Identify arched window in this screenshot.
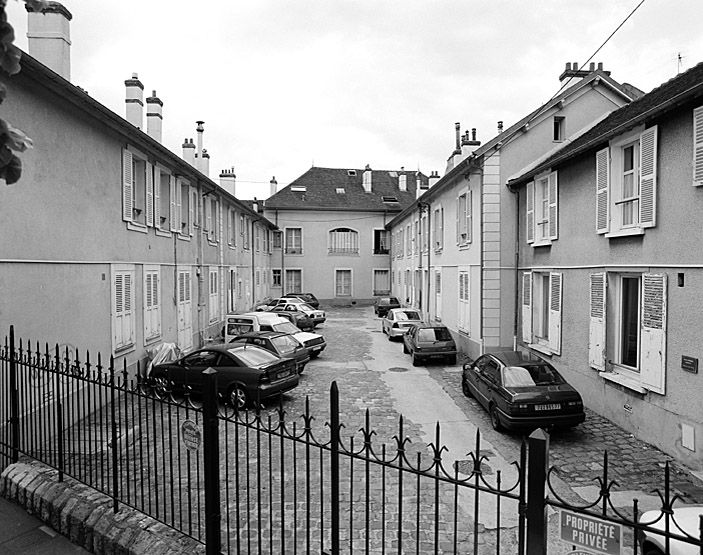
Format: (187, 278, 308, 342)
(329, 228, 359, 254)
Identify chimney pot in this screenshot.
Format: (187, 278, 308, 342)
(498, 121, 504, 133)
(565, 62, 571, 70)
(455, 122, 461, 150)
(471, 128, 476, 141)
(589, 62, 595, 71)
(597, 62, 603, 70)
(573, 62, 578, 70)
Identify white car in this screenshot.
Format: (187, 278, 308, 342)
(638, 505, 703, 555)
(274, 300, 326, 327)
(381, 308, 423, 339)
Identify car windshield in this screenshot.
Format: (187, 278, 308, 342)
(417, 328, 452, 342)
(271, 322, 301, 334)
(503, 364, 565, 387)
(271, 335, 299, 354)
(396, 310, 420, 321)
(228, 347, 278, 366)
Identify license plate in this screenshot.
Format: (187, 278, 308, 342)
(312, 346, 322, 352)
(535, 403, 560, 411)
(278, 370, 291, 379)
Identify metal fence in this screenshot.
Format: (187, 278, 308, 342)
(2, 326, 703, 554)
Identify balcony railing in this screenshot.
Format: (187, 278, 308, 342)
(285, 247, 303, 254)
(328, 247, 359, 255)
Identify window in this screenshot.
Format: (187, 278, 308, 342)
(255, 225, 261, 251)
(227, 268, 236, 313)
(373, 229, 389, 254)
(255, 270, 260, 286)
(433, 207, 444, 251)
(209, 268, 219, 323)
(420, 213, 428, 251)
(285, 269, 302, 292)
(589, 272, 667, 394)
(458, 270, 470, 333)
(553, 116, 565, 141)
(456, 192, 472, 245)
(113, 267, 135, 351)
(329, 228, 359, 254)
(243, 216, 250, 249)
(373, 269, 390, 296)
(273, 231, 282, 249)
(521, 271, 562, 355)
(228, 208, 237, 246)
(179, 179, 190, 235)
(191, 187, 199, 232)
(131, 157, 147, 225)
(143, 267, 161, 341)
(413, 220, 418, 254)
(158, 170, 171, 232)
(207, 198, 219, 242)
(121, 149, 148, 229)
(434, 270, 442, 321)
(335, 269, 352, 296)
(596, 126, 658, 236)
(285, 228, 302, 254)
(526, 172, 558, 245)
(272, 269, 282, 288)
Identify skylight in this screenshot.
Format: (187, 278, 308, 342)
(382, 196, 398, 203)
(336, 187, 345, 194)
(291, 186, 306, 192)
(347, 170, 357, 176)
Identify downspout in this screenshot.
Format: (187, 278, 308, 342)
(277, 210, 285, 292)
(197, 187, 207, 348)
(427, 207, 432, 322)
(479, 171, 485, 356)
(509, 181, 520, 350)
(251, 217, 256, 309)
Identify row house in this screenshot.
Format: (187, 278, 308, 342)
(264, 166, 427, 303)
(0, 4, 276, 372)
(389, 63, 639, 360)
(508, 61, 703, 470)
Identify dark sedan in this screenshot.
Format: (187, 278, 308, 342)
(283, 292, 320, 309)
(150, 344, 298, 409)
(269, 308, 314, 331)
(230, 331, 310, 374)
(374, 296, 401, 317)
(462, 351, 585, 432)
(402, 324, 457, 366)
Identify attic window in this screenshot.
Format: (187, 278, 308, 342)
(291, 186, 307, 192)
(389, 171, 397, 177)
(336, 187, 345, 194)
(382, 196, 399, 203)
(347, 170, 357, 176)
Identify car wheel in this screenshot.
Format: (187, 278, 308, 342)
(490, 405, 503, 432)
(387, 333, 394, 342)
(412, 353, 421, 366)
(228, 385, 248, 410)
(447, 355, 457, 365)
(309, 352, 320, 359)
(461, 378, 472, 398)
(152, 377, 169, 397)
(403, 344, 409, 354)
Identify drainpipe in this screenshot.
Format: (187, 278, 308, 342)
(509, 181, 520, 350)
(251, 217, 256, 309)
(479, 171, 485, 356)
(417, 200, 431, 320)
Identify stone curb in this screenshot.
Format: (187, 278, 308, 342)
(0, 461, 205, 555)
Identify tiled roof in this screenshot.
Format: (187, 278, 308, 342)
(265, 167, 426, 211)
(508, 61, 703, 186)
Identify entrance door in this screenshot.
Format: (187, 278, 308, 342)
(177, 269, 193, 350)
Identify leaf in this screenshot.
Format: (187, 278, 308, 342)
(0, 41, 21, 75)
(23, 0, 50, 11)
(2, 122, 33, 152)
(1, 153, 21, 184)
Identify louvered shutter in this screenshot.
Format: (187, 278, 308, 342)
(639, 126, 658, 227)
(115, 273, 124, 346)
(526, 182, 535, 244)
(548, 272, 562, 355)
(169, 175, 177, 232)
(694, 106, 703, 186)
(144, 272, 152, 338)
(122, 149, 133, 222)
(154, 170, 161, 228)
(176, 179, 183, 233)
(123, 273, 133, 344)
(588, 273, 607, 370)
(640, 273, 667, 394)
(548, 171, 558, 240)
(145, 162, 154, 227)
(596, 148, 610, 234)
(189, 187, 196, 236)
(521, 272, 532, 343)
(153, 271, 160, 335)
(466, 191, 472, 242)
(456, 196, 461, 243)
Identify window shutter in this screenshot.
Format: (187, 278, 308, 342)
(154, 171, 161, 228)
(548, 171, 558, 240)
(169, 176, 177, 232)
(115, 273, 124, 346)
(640, 273, 667, 394)
(123, 273, 133, 344)
(153, 271, 160, 335)
(596, 147, 610, 234)
(144, 272, 152, 338)
(189, 186, 196, 236)
(122, 149, 133, 222)
(694, 106, 703, 186)
(526, 182, 535, 244)
(548, 272, 562, 355)
(639, 126, 657, 228)
(466, 191, 472, 243)
(521, 272, 532, 343)
(145, 162, 154, 227)
(456, 196, 461, 243)
(588, 273, 607, 371)
(176, 179, 183, 233)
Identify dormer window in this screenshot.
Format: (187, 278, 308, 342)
(382, 196, 398, 203)
(291, 186, 306, 193)
(336, 187, 345, 194)
(347, 170, 357, 176)
(553, 116, 565, 141)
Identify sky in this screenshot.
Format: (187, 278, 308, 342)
(6, 0, 703, 199)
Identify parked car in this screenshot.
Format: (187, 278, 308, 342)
(275, 300, 326, 327)
(230, 331, 310, 374)
(402, 324, 457, 365)
(382, 308, 423, 340)
(638, 505, 703, 555)
(374, 296, 401, 317)
(283, 292, 320, 309)
(270, 308, 314, 331)
(150, 344, 298, 409)
(461, 351, 585, 432)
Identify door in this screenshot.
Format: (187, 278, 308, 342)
(177, 269, 193, 350)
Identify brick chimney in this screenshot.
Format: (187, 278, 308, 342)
(363, 164, 372, 193)
(182, 138, 195, 166)
(146, 90, 163, 142)
(201, 148, 210, 177)
(461, 128, 481, 157)
(124, 73, 144, 129)
(219, 167, 236, 196)
(398, 167, 407, 192)
(26, 1, 72, 80)
(195, 121, 205, 172)
(415, 174, 429, 200)
(269, 176, 278, 197)
(428, 171, 440, 188)
(559, 61, 610, 83)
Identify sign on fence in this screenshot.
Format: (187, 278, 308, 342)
(181, 419, 201, 451)
(560, 509, 622, 555)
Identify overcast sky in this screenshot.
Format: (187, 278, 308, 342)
(7, 0, 703, 199)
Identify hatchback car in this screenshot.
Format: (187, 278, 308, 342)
(402, 324, 457, 365)
(276, 301, 326, 327)
(374, 296, 401, 317)
(461, 351, 585, 432)
(150, 344, 299, 409)
(638, 505, 703, 554)
(283, 292, 320, 309)
(230, 331, 310, 374)
(270, 308, 314, 331)
(382, 308, 423, 340)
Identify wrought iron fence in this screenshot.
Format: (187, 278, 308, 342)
(2, 325, 703, 555)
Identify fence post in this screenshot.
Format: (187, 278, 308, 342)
(526, 428, 549, 555)
(202, 367, 221, 555)
(109, 357, 119, 513)
(9, 326, 19, 463)
(56, 344, 65, 482)
(330, 381, 340, 555)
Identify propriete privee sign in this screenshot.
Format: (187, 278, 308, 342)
(560, 509, 622, 555)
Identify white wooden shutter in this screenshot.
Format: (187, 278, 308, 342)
(169, 175, 177, 232)
(122, 149, 133, 222)
(144, 272, 152, 338)
(548, 171, 558, 240)
(123, 273, 133, 345)
(152, 271, 160, 336)
(145, 162, 154, 227)
(176, 179, 183, 233)
(640, 273, 667, 394)
(115, 273, 124, 346)
(596, 147, 610, 234)
(521, 272, 532, 343)
(639, 126, 657, 228)
(466, 191, 472, 242)
(548, 272, 562, 355)
(694, 106, 703, 186)
(456, 196, 461, 243)
(189, 186, 196, 236)
(526, 182, 535, 244)
(154, 170, 161, 228)
(588, 273, 607, 370)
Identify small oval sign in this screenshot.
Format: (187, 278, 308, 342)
(181, 419, 201, 452)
